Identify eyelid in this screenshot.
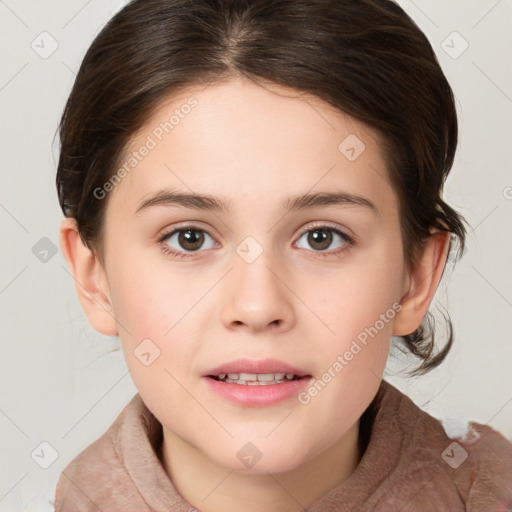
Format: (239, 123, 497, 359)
(296, 221, 355, 243)
(156, 222, 218, 243)
(157, 221, 353, 243)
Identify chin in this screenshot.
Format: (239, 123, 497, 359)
(208, 439, 311, 475)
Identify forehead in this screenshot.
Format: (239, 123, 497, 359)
(108, 76, 395, 215)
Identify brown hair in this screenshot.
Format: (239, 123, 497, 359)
(56, 0, 466, 376)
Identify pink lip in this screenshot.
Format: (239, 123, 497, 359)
(204, 358, 309, 377)
(202, 358, 312, 407)
(203, 377, 312, 407)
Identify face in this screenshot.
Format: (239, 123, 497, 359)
(100, 76, 408, 473)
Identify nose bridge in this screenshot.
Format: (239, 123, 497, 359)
(220, 234, 295, 332)
(233, 234, 281, 302)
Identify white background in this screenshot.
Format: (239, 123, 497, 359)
(1, 0, 511, 510)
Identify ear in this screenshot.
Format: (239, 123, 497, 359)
(59, 218, 118, 336)
(393, 230, 450, 336)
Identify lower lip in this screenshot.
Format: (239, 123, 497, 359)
(203, 376, 312, 407)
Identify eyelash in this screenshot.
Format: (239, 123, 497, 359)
(157, 223, 355, 261)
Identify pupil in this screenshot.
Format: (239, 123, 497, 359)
(308, 229, 332, 250)
(179, 230, 204, 251)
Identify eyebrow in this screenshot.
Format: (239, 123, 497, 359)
(135, 188, 378, 215)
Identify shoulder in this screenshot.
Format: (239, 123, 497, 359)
(382, 381, 512, 510)
(54, 394, 148, 512)
(449, 420, 512, 511)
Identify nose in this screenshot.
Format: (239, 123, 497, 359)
(220, 245, 296, 334)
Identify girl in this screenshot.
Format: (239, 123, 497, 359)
(55, 0, 512, 510)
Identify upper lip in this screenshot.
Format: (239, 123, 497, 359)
(204, 358, 310, 377)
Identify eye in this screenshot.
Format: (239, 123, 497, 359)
(159, 225, 217, 257)
(295, 225, 353, 254)
(157, 223, 354, 261)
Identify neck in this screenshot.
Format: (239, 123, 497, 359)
(159, 420, 362, 512)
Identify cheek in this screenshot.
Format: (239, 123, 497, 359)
(299, 245, 403, 400)
(297, 294, 396, 453)
(107, 258, 198, 339)
(106, 261, 199, 391)
(308, 249, 404, 344)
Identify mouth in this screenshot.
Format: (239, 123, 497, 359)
(203, 358, 312, 406)
(208, 372, 306, 385)
(204, 357, 311, 385)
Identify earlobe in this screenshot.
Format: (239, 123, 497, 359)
(393, 231, 450, 336)
(59, 218, 118, 336)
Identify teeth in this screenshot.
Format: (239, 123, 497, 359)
(239, 372, 257, 381)
(215, 372, 299, 385)
(258, 373, 278, 381)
